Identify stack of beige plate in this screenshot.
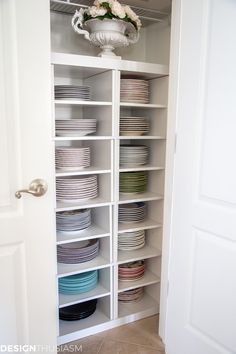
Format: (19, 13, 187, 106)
(120, 117, 149, 136)
(120, 79, 149, 104)
(55, 146, 90, 171)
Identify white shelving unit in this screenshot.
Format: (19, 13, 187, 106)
(50, 1, 170, 343)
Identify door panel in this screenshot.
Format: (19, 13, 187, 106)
(166, 0, 236, 353)
(0, 0, 57, 346)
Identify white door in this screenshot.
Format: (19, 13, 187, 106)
(0, 0, 57, 346)
(165, 0, 236, 353)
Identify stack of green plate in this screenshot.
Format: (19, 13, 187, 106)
(119, 171, 148, 194)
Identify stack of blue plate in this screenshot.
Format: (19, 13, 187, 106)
(59, 270, 98, 295)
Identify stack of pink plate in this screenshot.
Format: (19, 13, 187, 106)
(118, 260, 145, 281)
(55, 146, 90, 171)
(120, 79, 149, 104)
(118, 287, 144, 303)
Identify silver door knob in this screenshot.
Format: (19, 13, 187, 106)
(15, 179, 48, 199)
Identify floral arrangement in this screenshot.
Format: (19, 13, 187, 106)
(78, 0, 142, 31)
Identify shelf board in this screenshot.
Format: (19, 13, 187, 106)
(57, 255, 110, 277)
(118, 219, 162, 234)
(56, 197, 112, 212)
(120, 103, 166, 109)
(118, 192, 163, 204)
(54, 136, 113, 141)
(57, 225, 110, 245)
(51, 52, 169, 77)
(117, 245, 161, 264)
(59, 284, 110, 308)
(54, 100, 112, 106)
(118, 270, 160, 293)
(118, 293, 159, 318)
(56, 168, 111, 177)
(119, 166, 164, 173)
(119, 136, 166, 140)
(59, 309, 110, 337)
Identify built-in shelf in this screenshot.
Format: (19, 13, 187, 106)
(56, 168, 111, 177)
(57, 225, 110, 245)
(118, 293, 159, 318)
(57, 256, 110, 278)
(118, 136, 166, 140)
(54, 100, 112, 106)
(59, 285, 110, 308)
(59, 309, 110, 337)
(54, 136, 113, 141)
(120, 103, 167, 109)
(119, 166, 164, 173)
(118, 245, 161, 264)
(56, 198, 112, 212)
(118, 219, 162, 234)
(118, 192, 163, 204)
(118, 270, 160, 292)
(52, 48, 169, 343)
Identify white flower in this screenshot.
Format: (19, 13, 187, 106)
(124, 5, 137, 21)
(88, 6, 107, 17)
(111, 1, 126, 19)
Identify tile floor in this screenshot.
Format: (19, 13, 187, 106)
(60, 315, 165, 354)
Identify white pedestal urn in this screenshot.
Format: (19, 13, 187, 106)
(72, 15, 139, 58)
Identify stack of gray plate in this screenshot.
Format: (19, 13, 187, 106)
(56, 209, 91, 233)
(57, 239, 99, 264)
(54, 85, 91, 101)
(55, 119, 96, 137)
(120, 117, 149, 136)
(119, 202, 147, 223)
(120, 145, 149, 166)
(118, 230, 145, 251)
(56, 175, 98, 202)
(55, 146, 91, 170)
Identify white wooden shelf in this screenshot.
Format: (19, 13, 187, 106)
(59, 284, 110, 308)
(120, 102, 167, 109)
(118, 293, 159, 318)
(57, 256, 110, 277)
(51, 52, 169, 77)
(56, 168, 111, 177)
(52, 47, 169, 342)
(118, 270, 160, 292)
(54, 136, 113, 141)
(118, 219, 162, 234)
(117, 245, 161, 264)
(119, 136, 166, 140)
(56, 197, 112, 212)
(118, 192, 163, 204)
(59, 309, 110, 337)
(57, 225, 110, 245)
(119, 166, 164, 173)
(54, 100, 112, 106)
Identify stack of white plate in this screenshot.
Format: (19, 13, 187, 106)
(56, 209, 91, 233)
(120, 145, 149, 166)
(120, 79, 149, 104)
(56, 175, 98, 202)
(55, 119, 96, 137)
(55, 147, 90, 171)
(118, 230, 145, 251)
(119, 202, 147, 223)
(120, 117, 149, 136)
(54, 85, 91, 101)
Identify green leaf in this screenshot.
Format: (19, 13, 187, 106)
(100, 2, 111, 10)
